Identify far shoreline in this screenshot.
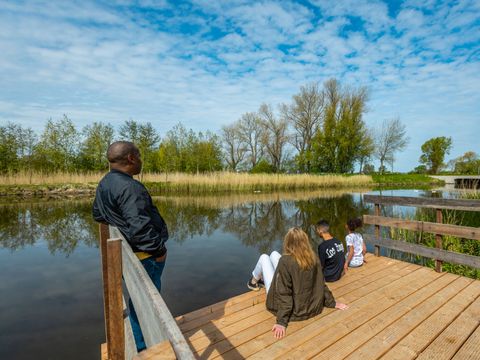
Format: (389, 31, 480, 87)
(0, 172, 444, 198)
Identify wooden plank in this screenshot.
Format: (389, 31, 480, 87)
(256, 267, 443, 360)
(452, 322, 480, 360)
(364, 234, 480, 268)
(180, 254, 382, 335)
(124, 296, 137, 360)
(187, 261, 416, 356)
(120, 237, 194, 359)
(183, 256, 393, 342)
(101, 343, 107, 360)
(381, 280, 480, 360)
(99, 223, 111, 349)
(310, 273, 461, 360)
(363, 215, 480, 241)
(218, 266, 436, 360)
(133, 340, 176, 360)
(341, 276, 473, 360)
(106, 238, 125, 360)
(416, 294, 480, 360)
(363, 195, 480, 211)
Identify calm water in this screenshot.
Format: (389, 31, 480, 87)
(0, 188, 460, 359)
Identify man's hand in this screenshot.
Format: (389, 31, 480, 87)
(272, 324, 286, 339)
(335, 302, 348, 310)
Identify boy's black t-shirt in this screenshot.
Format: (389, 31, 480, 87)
(317, 237, 345, 282)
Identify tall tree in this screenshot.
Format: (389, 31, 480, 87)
(419, 136, 452, 174)
(312, 79, 370, 173)
(258, 103, 289, 172)
(0, 122, 22, 173)
(237, 112, 264, 170)
(35, 115, 79, 172)
(281, 82, 324, 172)
(119, 120, 160, 172)
(221, 121, 246, 171)
(79, 122, 114, 171)
(374, 118, 409, 174)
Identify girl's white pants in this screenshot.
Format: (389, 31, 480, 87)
(252, 251, 282, 293)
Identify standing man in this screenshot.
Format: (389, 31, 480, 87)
(93, 141, 168, 352)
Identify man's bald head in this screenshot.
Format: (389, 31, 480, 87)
(107, 141, 139, 165)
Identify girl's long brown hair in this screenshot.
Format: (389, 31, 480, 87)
(283, 227, 318, 270)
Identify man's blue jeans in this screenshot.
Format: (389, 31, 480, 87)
(129, 256, 166, 352)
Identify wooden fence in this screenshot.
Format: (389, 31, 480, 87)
(363, 195, 480, 272)
(99, 224, 194, 360)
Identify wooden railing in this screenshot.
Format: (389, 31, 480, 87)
(99, 224, 194, 360)
(363, 195, 480, 272)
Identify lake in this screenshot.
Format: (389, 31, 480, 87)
(0, 188, 461, 359)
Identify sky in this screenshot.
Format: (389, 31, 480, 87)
(0, 0, 479, 172)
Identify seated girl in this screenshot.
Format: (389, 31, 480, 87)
(344, 218, 367, 272)
(247, 227, 348, 339)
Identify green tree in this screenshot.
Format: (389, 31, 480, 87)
(419, 136, 452, 174)
(311, 79, 370, 173)
(119, 120, 160, 172)
(451, 151, 480, 175)
(79, 122, 114, 171)
(35, 116, 79, 172)
(0, 122, 23, 173)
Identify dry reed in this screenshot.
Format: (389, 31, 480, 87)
(0, 170, 373, 193)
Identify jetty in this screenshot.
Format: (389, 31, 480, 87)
(99, 195, 480, 359)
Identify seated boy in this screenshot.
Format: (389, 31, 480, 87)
(315, 219, 345, 282)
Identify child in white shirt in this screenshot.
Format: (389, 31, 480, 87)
(344, 218, 367, 271)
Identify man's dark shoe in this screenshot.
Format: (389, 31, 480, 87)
(247, 278, 260, 291)
(257, 279, 265, 288)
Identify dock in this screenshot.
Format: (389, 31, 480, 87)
(164, 253, 480, 359)
(100, 194, 480, 359)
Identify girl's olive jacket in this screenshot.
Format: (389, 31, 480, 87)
(266, 254, 336, 327)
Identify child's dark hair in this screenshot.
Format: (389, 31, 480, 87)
(315, 219, 330, 232)
(347, 218, 363, 232)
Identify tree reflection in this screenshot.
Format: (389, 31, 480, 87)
(0, 191, 371, 256)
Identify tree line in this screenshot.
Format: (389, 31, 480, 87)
(2, 78, 474, 176)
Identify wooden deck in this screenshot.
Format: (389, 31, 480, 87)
(146, 253, 480, 360)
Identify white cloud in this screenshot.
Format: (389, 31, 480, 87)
(0, 0, 478, 171)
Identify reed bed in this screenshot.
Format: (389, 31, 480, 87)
(0, 171, 373, 194)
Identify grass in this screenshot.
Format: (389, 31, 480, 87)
(0, 171, 374, 195)
(371, 173, 444, 186)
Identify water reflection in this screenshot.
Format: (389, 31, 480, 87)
(0, 200, 98, 255)
(0, 189, 372, 255)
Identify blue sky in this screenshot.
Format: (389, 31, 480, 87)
(0, 0, 479, 171)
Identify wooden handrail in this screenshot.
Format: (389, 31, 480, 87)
(363, 195, 480, 273)
(364, 195, 480, 211)
(364, 234, 480, 269)
(100, 225, 194, 360)
(363, 215, 480, 240)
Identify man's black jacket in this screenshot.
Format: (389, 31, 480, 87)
(92, 169, 168, 257)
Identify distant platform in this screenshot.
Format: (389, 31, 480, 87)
(145, 253, 480, 359)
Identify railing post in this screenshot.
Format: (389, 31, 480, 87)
(435, 209, 443, 272)
(99, 224, 111, 350)
(106, 238, 125, 360)
(374, 203, 380, 256)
